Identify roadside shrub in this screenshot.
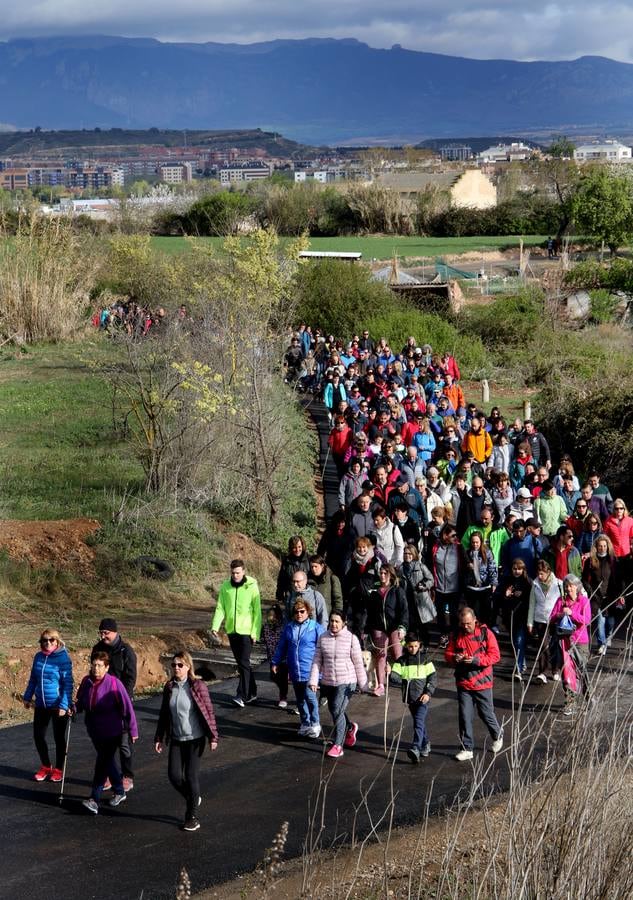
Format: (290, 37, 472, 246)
(589, 289, 620, 323)
(565, 257, 633, 292)
(459, 289, 546, 351)
(537, 372, 633, 498)
(181, 191, 258, 236)
(294, 259, 395, 336)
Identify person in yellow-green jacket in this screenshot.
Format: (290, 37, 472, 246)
(211, 559, 262, 708)
(389, 631, 437, 763)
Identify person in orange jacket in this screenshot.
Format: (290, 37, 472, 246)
(442, 374, 466, 418)
(461, 416, 492, 465)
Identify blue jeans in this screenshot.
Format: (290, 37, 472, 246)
(409, 701, 430, 751)
(596, 610, 614, 647)
(293, 681, 319, 727)
(321, 683, 355, 747)
(512, 624, 527, 671)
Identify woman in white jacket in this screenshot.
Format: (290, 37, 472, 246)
(371, 508, 404, 566)
(527, 559, 563, 683)
(490, 434, 514, 475)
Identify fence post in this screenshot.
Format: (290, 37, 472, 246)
(481, 379, 490, 404)
(523, 399, 531, 420)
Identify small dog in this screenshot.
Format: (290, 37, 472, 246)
(362, 650, 378, 692)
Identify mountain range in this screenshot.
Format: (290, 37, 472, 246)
(2, 35, 633, 144)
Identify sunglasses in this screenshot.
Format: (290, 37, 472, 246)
(171, 662, 186, 669)
(40, 638, 56, 644)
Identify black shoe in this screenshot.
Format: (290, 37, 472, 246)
(407, 748, 420, 764)
(244, 695, 258, 704)
(182, 817, 201, 832)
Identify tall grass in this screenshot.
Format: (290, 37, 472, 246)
(0, 215, 101, 342)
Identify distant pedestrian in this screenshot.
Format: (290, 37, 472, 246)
(154, 651, 219, 832)
(23, 628, 73, 783)
(92, 617, 137, 792)
(75, 650, 138, 815)
(445, 607, 503, 761)
(309, 612, 368, 759)
(211, 559, 262, 707)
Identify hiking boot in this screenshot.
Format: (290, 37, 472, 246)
(454, 749, 474, 762)
(182, 817, 201, 832)
(109, 793, 127, 807)
(82, 798, 99, 814)
(344, 722, 359, 748)
(407, 748, 420, 764)
(34, 766, 52, 782)
(122, 777, 134, 792)
(326, 744, 344, 759)
(420, 742, 431, 758)
(49, 768, 63, 783)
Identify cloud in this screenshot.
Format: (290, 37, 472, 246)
(1, 1, 633, 64)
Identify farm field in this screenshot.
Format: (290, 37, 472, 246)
(151, 234, 549, 260)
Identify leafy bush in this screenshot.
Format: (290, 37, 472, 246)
(427, 197, 561, 237)
(459, 289, 545, 351)
(294, 259, 395, 336)
(589, 289, 620, 323)
(565, 257, 633, 292)
(181, 191, 258, 236)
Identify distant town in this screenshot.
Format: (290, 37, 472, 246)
(0, 129, 631, 219)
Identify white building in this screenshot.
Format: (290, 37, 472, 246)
(477, 142, 532, 163)
(159, 162, 193, 184)
(574, 140, 632, 162)
(219, 161, 272, 183)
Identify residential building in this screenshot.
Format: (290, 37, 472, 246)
(0, 168, 32, 190)
(574, 140, 632, 162)
(159, 162, 193, 184)
(219, 161, 272, 183)
(477, 142, 532, 163)
(440, 145, 473, 161)
(375, 169, 497, 210)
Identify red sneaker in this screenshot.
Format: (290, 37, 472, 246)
(34, 766, 52, 782)
(49, 768, 63, 783)
(344, 722, 359, 748)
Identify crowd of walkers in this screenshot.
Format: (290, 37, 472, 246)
(22, 323, 633, 828)
(92, 299, 191, 339)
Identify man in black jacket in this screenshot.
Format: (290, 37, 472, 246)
(93, 617, 138, 791)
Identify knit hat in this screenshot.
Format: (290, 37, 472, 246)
(99, 617, 118, 632)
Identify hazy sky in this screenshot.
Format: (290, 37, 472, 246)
(2, 2, 633, 63)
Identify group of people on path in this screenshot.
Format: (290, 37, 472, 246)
(22, 322, 633, 827)
(24, 618, 218, 832)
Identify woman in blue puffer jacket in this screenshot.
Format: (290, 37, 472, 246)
(23, 628, 74, 783)
(271, 598, 325, 740)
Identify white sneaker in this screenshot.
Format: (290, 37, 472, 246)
(454, 749, 474, 762)
(491, 735, 503, 753)
(552, 672, 561, 682)
(308, 724, 322, 739)
(514, 672, 523, 681)
(537, 673, 548, 684)
(277, 700, 288, 708)
(597, 645, 607, 656)
(82, 798, 99, 815)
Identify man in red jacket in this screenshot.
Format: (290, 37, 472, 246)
(445, 607, 503, 761)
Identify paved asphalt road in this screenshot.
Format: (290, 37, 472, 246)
(2, 650, 570, 900)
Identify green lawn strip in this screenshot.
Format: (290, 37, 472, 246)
(151, 234, 549, 260)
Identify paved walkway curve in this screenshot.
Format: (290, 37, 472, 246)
(1, 395, 626, 899)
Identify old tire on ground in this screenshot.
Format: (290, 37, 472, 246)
(133, 555, 175, 581)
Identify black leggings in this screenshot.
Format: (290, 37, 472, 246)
(168, 737, 206, 818)
(33, 707, 68, 769)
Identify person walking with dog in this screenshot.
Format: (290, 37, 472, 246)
(23, 628, 73, 783)
(154, 651, 219, 832)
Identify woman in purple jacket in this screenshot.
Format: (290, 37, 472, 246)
(75, 650, 138, 815)
(155, 651, 219, 832)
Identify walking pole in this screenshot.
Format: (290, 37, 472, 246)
(58, 713, 73, 806)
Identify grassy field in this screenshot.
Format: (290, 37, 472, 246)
(0, 341, 141, 520)
(151, 234, 549, 261)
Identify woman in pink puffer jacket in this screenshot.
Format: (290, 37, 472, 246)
(309, 612, 368, 759)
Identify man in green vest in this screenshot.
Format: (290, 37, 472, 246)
(212, 559, 262, 708)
